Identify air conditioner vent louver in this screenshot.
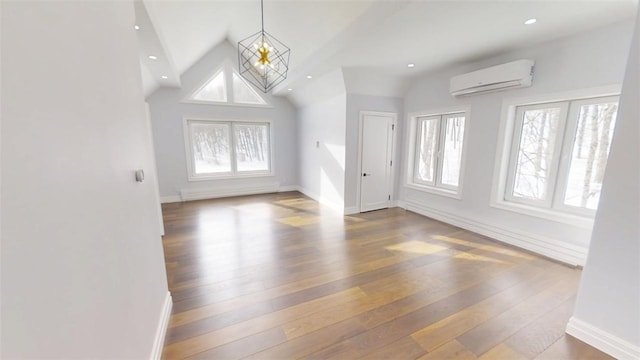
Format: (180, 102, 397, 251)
(450, 59, 535, 97)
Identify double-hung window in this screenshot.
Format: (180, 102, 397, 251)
(409, 111, 467, 196)
(502, 95, 619, 216)
(184, 119, 272, 180)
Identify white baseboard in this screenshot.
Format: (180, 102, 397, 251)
(296, 186, 344, 215)
(395, 200, 407, 209)
(278, 185, 300, 192)
(404, 200, 588, 266)
(180, 183, 280, 201)
(150, 292, 172, 360)
(160, 195, 181, 204)
(344, 206, 359, 215)
(566, 317, 640, 359)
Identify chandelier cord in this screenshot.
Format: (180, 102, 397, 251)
(261, 0, 264, 34)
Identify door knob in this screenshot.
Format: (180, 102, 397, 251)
(363, 173, 369, 177)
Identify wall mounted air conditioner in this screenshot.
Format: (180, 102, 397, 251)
(450, 59, 535, 96)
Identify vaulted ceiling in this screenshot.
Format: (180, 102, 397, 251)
(136, 0, 638, 100)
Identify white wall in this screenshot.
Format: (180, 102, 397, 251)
(401, 20, 634, 265)
(343, 68, 409, 98)
(568, 10, 639, 359)
(1, 2, 169, 358)
(147, 41, 298, 202)
(344, 94, 404, 212)
(297, 94, 347, 212)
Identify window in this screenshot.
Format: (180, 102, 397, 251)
(409, 111, 467, 196)
(503, 95, 618, 215)
(185, 63, 267, 106)
(184, 119, 272, 180)
(191, 69, 227, 103)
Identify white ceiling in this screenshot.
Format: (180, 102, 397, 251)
(136, 0, 638, 99)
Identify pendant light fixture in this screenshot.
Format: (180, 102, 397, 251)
(238, 0, 290, 93)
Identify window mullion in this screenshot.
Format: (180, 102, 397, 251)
(225, 63, 234, 104)
(552, 101, 579, 210)
(545, 102, 570, 209)
(505, 107, 526, 203)
(413, 119, 424, 184)
(435, 116, 445, 187)
(229, 122, 238, 175)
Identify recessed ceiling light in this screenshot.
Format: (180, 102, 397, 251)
(525, 18, 537, 25)
(407, 63, 415, 68)
(306, 75, 312, 79)
(161, 75, 168, 79)
(134, 25, 140, 30)
(148, 55, 158, 60)
(287, 88, 293, 91)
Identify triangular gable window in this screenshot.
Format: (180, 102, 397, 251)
(191, 69, 227, 102)
(232, 72, 266, 105)
(186, 63, 267, 106)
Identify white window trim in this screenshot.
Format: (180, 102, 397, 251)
(405, 105, 470, 199)
(183, 117, 275, 182)
(504, 101, 569, 208)
(180, 62, 273, 108)
(490, 85, 621, 229)
(553, 95, 620, 217)
(412, 115, 440, 187)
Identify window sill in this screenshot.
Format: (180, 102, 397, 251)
(405, 184, 462, 200)
(490, 199, 594, 229)
(188, 173, 274, 182)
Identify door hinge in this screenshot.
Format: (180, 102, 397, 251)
(388, 195, 391, 200)
(390, 160, 393, 166)
(392, 124, 395, 130)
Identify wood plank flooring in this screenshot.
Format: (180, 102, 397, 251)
(160, 192, 612, 360)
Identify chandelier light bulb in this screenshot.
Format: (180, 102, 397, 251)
(257, 46, 271, 66)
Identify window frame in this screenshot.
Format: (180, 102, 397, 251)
(183, 117, 274, 181)
(181, 62, 271, 108)
(553, 95, 620, 216)
(491, 86, 621, 228)
(406, 107, 469, 199)
(412, 115, 441, 187)
(504, 101, 569, 208)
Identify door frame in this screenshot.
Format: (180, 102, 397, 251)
(356, 110, 398, 213)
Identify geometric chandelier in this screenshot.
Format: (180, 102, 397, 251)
(238, 0, 290, 93)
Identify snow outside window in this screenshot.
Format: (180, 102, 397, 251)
(185, 120, 272, 180)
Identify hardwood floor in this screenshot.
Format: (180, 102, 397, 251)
(160, 192, 611, 360)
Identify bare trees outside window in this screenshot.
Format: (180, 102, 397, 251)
(506, 96, 618, 214)
(511, 106, 562, 201)
(563, 101, 618, 210)
(413, 112, 467, 193)
(186, 120, 271, 179)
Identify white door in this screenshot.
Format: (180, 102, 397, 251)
(359, 112, 396, 212)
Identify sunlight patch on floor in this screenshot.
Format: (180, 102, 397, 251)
(385, 240, 448, 255)
(478, 244, 536, 260)
(434, 235, 532, 262)
(453, 252, 508, 264)
(278, 216, 321, 227)
(433, 235, 477, 247)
